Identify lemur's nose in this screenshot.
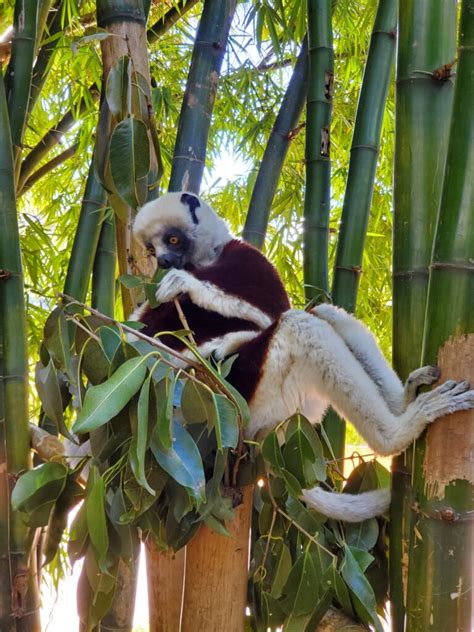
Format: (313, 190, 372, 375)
(157, 253, 182, 269)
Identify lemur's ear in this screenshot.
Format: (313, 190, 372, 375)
(180, 193, 201, 225)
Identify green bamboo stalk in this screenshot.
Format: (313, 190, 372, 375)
(92, 213, 117, 317)
(390, 2, 456, 628)
(242, 39, 308, 249)
(0, 329, 12, 631)
(63, 162, 107, 302)
(147, 0, 200, 44)
(332, 0, 397, 313)
(29, 0, 68, 114)
(405, 2, 474, 627)
(18, 90, 99, 192)
(303, 0, 333, 304)
(0, 71, 40, 632)
(168, 0, 237, 193)
(4, 0, 38, 170)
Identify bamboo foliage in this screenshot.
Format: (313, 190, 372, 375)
(243, 39, 308, 249)
(0, 72, 40, 631)
(303, 0, 333, 304)
(168, 0, 237, 193)
(405, 1, 474, 627)
(390, 1, 456, 627)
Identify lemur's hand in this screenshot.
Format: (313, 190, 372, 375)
(155, 269, 193, 303)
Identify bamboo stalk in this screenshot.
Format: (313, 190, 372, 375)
(0, 329, 12, 631)
(332, 0, 397, 313)
(405, 2, 474, 627)
(390, 1, 456, 627)
(19, 142, 79, 195)
(303, 0, 333, 305)
(0, 71, 40, 631)
(147, 0, 200, 44)
(29, 0, 67, 114)
(243, 39, 308, 249)
(168, 0, 237, 193)
(181, 486, 253, 632)
(4, 0, 38, 170)
(63, 161, 107, 303)
(145, 543, 186, 632)
(18, 91, 99, 191)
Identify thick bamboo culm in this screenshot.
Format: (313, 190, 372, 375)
(390, 1, 456, 627)
(181, 486, 253, 632)
(405, 1, 474, 627)
(303, 0, 333, 305)
(243, 39, 308, 249)
(0, 71, 41, 631)
(168, 0, 237, 193)
(146, 545, 186, 631)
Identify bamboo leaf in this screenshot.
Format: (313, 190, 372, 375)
(72, 357, 147, 433)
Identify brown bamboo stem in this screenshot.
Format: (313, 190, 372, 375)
(181, 486, 253, 632)
(145, 542, 186, 631)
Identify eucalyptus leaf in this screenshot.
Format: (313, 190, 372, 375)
(280, 547, 319, 616)
(129, 376, 155, 495)
(72, 357, 147, 433)
(151, 420, 206, 504)
(85, 466, 109, 570)
(109, 117, 150, 208)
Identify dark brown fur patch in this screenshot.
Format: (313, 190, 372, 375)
(139, 239, 290, 402)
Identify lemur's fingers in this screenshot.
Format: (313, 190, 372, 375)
(406, 365, 441, 388)
(155, 269, 189, 303)
(417, 380, 474, 422)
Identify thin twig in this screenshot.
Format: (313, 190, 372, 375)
(174, 297, 196, 345)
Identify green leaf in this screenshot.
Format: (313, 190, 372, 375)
(99, 326, 122, 363)
(12, 462, 68, 527)
(341, 544, 383, 632)
(345, 518, 379, 551)
(43, 307, 73, 379)
(262, 431, 285, 475)
(35, 360, 74, 441)
(286, 414, 326, 482)
(261, 591, 286, 627)
(151, 420, 206, 504)
(129, 376, 155, 495)
(85, 466, 109, 570)
(181, 379, 214, 424)
(72, 357, 147, 433)
(106, 55, 129, 120)
(109, 117, 150, 208)
(280, 547, 319, 616)
(154, 374, 175, 450)
(212, 393, 239, 450)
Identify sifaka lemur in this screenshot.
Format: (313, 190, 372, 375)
(131, 191, 474, 522)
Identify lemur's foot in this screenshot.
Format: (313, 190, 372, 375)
(416, 380, 474, 422)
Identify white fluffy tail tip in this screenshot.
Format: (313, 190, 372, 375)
(301, 487, 391, 522)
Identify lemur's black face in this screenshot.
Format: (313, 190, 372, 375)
(145, 227, 193, 269)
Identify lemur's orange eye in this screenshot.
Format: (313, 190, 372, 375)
(168, 236, 179, 245)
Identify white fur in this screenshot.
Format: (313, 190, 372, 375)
(134, 192, 232, 267)
(248, 310, 474, 456)
(312, 304, 441, 414)
(302, 487, 391, 523)
(155, 269, 272, 329)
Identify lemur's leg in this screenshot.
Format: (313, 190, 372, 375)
(312, 304, 440, 414)
(249, 311, 474, 456)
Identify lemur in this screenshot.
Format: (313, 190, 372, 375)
(132, 191, 474, 522)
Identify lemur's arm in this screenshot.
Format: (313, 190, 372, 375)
(156, 240, 290, 329)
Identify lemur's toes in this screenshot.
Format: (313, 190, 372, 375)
(407, 365, 441, 386)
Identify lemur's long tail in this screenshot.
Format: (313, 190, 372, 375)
(301, 487, 390, 522)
